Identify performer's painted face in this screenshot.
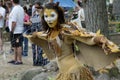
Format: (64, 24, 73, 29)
(44, 9, 58, 28)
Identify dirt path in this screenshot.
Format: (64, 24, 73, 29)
(0, 42, 39, 80)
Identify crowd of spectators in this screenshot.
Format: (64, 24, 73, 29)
(0, 0, 85, 66)
(0, 0, 50, 66)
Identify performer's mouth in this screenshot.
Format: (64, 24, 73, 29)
(49, 23, 53, 25)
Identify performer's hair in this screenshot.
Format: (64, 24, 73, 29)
(13, 0, 19, 4)
(42, 2, 65, 31)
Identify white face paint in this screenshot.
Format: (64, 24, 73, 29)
(44, 9, 58, 28)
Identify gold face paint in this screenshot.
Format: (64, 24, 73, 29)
(44, 9, 58, 28)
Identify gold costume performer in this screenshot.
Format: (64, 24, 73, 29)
(24, 2, 120, 80)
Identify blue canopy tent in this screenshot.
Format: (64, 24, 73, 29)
(53, 0, 76, 21)
(53, 0, 76, 8)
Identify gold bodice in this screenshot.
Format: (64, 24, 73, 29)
(47, 30, 80, 72)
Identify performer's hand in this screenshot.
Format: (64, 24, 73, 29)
(32, 32, 38, 38)
(94, 36, 107, 44)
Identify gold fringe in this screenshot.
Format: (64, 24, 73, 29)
(56, 66, 94, 80)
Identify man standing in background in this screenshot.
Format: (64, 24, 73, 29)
(8, 0, 24, 65)
(0, 0, 5, 54)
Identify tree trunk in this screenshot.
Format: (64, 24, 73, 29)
(82, 0, 109, 36)
(112, 0, 120, 21)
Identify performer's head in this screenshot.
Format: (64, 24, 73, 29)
(42, 2, 65, 31)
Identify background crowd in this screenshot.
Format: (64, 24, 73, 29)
(0, 0, 85, 66)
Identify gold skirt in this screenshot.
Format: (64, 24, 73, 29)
(56, 66, 94, 80)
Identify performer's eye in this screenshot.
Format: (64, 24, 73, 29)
(51, 14, 55, 17)
(44, 15, 48, 18)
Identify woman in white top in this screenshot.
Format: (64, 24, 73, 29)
(71, 1, 85, 29)
(77, 1, 86, 28)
